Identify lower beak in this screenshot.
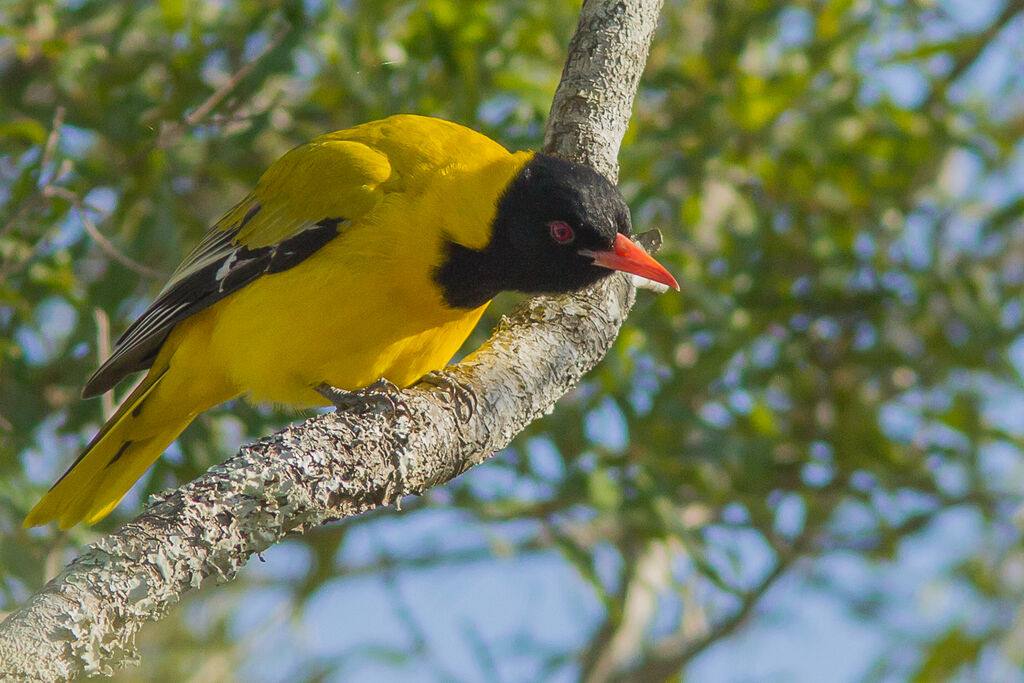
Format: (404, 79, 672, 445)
(580, 233, 679, 291)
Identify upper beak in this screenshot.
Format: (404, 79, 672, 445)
(580, 233, 679, 291)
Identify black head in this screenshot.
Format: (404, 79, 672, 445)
(436, 154, 677, 309)
(496, 155, 633, 289)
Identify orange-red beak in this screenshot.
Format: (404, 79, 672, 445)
(580, 233, 679, 291)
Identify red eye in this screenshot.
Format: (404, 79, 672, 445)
(549, 221, 574, 244)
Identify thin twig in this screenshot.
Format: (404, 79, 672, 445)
(186, 23, 292, 126)
(76, 204, 165, 280)
(923, 0, 1024, 108)
(40, 185, 165, 279)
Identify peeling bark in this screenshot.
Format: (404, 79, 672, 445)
(0, 0, 665, 678)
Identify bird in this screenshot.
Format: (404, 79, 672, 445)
(24, 114, 678, 529)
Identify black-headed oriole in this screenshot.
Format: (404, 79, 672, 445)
(25, 115, 678, 529)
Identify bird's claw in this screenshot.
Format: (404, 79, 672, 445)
(417, 370, 476, 420)
(315, 379, 410, 509)
(315, 382, 359, 410)
(316, 378, 409, 420)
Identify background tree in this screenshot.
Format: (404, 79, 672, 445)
(2, 0, 1024, 680)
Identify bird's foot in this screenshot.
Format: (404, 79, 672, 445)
(316, 378, 409, 419)
(417, 370, 477, 420)
(316, 379, 411, 509)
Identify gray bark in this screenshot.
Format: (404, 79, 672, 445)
(0, 0, 664, 678)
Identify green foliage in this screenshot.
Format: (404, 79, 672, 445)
(3, 0, 1024, 680)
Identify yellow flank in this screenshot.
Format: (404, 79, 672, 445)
(25, 115, 533, 529)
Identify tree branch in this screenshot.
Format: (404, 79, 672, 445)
(0, 0, 664, 678)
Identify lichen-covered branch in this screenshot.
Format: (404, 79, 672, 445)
(544, 0, 661, 180)
(0, 0, 664, 678)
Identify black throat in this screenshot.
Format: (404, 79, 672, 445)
(434, 240, 506, 309)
